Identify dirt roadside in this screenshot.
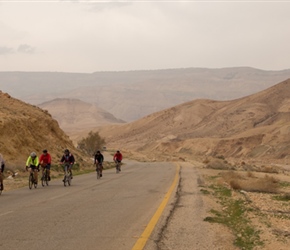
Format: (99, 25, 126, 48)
(144, 161, 290, 250)
(144, 162, 238, 250)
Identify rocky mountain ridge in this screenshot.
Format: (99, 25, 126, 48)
(96, 79, 290, 163)
(2, 67, 290, 121)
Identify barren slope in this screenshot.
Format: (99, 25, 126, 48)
(0, 91, 88, 167)
(97, 79, 290, 162)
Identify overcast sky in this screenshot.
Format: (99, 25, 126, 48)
(0, 0, 290, 73)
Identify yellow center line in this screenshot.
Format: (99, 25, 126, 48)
(132, 164, 180, 250)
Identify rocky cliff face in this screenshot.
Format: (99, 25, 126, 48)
(0, 91, 88, 168)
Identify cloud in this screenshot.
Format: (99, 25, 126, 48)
(0, 46, 14, 55)
(87, 2, 132, 12)
(17, 44, 35, 54)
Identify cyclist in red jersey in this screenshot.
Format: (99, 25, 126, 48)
(113, 150, 123, 171)
(39, 149, 52, 181)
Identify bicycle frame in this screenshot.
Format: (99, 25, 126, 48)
(0, 172, 3, 195)
(63, 163, 72, 186)
(96, 163, 102, 179)
(29, 169, 37, 189)
(116, 161, 121, 173)
(41, 167, 49, 187)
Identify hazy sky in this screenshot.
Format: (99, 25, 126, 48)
(0, 0, 290, 73)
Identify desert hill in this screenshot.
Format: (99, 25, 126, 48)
(38, 98, 125, 137)
(96, 79, 290, 163)
(1, 67, 290, 121)
(0, 91, 88, 167)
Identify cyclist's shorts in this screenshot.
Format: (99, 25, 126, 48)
(43, 164, 51, 170)
(30, 165, 39, 171)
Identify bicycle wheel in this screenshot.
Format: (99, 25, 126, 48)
(116, 163, 120, 173)
(67, 173, 71, 186)
(41, 173, 45, 187)
(45, 170, 49, 186)
(97, 168, 100, 179)
(0, 178, 2, 195)
(63, 174, 67, 186)
(29, 174, 33, 189)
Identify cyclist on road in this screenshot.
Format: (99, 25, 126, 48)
(0, 153, 5, 190)
(39, 149, 52, 181)
(113, 150, 123, 171)
(26, 152, 40, 184)
(94, 150, 104, 177)
(60, 149, 75, 181)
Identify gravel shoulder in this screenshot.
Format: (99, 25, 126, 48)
(145, 162, 238, 250)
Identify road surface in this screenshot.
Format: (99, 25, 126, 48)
(0, 161, 177, 250)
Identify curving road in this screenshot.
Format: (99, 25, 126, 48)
(0, 161, 177, 250)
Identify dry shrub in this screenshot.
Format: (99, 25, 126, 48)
(243, 176, 279, 193)
(203, 159, 210, 164)
(230, 180, 242, 190)
(259, 165, 279, 174)
(206, 159, 230, 170)
(221, 171, 243, 190)
(222, 172, 280, 193)
(241, 164, 258, 172)
(246, 171, 255, 178)
(221, 171, 242, 181)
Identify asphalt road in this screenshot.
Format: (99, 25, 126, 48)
(0, 161, 177, 250)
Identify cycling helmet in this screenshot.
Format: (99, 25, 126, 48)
(30, 152, 36, 158)
(117, 150, 120, 153)
(43, 149, 48, 153)
(96, 150, 100, 154)
(64, 149, 70, 154)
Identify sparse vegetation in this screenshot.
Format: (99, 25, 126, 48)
(205, 159, 233, 170)
(77, 131, 106, 156)
(273, 193, 290, 202)
(204, 184, 263, 249)
(220, 171, 280, 193)
(201, 162, 290, 250)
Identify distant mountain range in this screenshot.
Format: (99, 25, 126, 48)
(97, 78, 290, 163)
(1, 73, 290, 165)
(1, 67, 290, 122)
(38, 98, 125, 141)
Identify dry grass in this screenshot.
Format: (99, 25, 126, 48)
(206, 159, 233, 170)
(221, 171, 280, 193)
(258, 165, 279, 174)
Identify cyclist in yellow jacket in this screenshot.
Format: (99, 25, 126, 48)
(26, 152, 40, 184)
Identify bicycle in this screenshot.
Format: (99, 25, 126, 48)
(28, 170, 38, 189)
(96, 163, 102, 179)
(115, 161, 121, 173)
(0, 172, 3, 195)
(41, 166, 49, 187)
(62, 163, 72, 187)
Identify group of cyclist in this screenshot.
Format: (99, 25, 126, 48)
(93, 150, 123, 177)
(0, 149, 122, 191)
(26, 148, 75, 185)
